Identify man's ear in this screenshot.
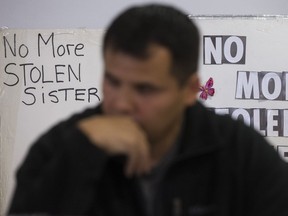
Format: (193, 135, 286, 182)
(184, 73, 200, 106)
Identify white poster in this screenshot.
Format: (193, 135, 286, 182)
(194, 16, 288, 159)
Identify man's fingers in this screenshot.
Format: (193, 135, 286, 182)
(78, 115, 153, 177)
(125, 147, 138, 177)
(125, 139, 151, 177)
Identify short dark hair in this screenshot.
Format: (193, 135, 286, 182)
(103, 4, 200, 85)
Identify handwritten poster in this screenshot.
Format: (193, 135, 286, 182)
(0, 29, 104, 213)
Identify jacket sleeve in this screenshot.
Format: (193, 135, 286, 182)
(232, 122, 288, 216)
(8, 120, 109, 215)
(212, 109, 288, 216)
(247, 131, 288, 216)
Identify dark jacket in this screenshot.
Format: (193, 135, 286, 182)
(8, 102, 288, 216)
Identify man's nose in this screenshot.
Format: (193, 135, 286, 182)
(114, 88, 135, 115)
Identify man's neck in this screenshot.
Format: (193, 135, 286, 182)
(149, 117, 183, 167)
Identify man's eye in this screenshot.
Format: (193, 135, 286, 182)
(137, 86, 158, 95)
(105, 75, 120, 87)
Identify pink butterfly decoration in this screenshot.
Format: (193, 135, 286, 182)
(199, 77, 215, 100)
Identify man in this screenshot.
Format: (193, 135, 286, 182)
(8, 4, 288, 216)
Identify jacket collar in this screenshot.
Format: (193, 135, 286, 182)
(176, 102, 224, 160)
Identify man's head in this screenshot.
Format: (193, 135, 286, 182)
(102, 4, 200, 147)
(103, 4, 200, 85)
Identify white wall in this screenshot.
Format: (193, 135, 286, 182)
(1, 0, 288, 29)
(1, 0, 288, 215)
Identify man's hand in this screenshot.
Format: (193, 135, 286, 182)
(77, 116, 152, 177)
